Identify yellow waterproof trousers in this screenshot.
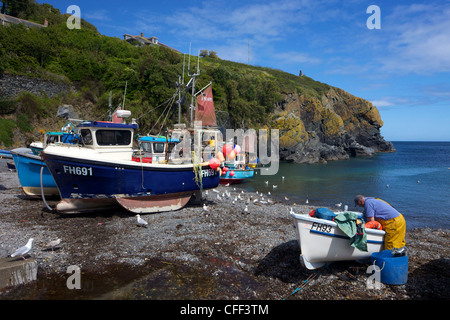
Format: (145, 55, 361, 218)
(376, 214, 406, 250)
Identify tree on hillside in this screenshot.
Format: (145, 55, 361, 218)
(0, 0, 34, 17)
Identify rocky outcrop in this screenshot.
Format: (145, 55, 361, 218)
(272, 88, 395, 164)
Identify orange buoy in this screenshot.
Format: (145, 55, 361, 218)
(365, 221, 383, 230)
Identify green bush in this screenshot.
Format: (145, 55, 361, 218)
(0, 119, 16, 147)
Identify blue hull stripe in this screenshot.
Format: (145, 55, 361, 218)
(310, 229, 384, 244)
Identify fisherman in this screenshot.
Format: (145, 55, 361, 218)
(354, 195, 406, 251)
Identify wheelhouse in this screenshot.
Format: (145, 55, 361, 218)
(76, 121, 137, 149)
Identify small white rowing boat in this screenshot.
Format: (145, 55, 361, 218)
(290, 211, 385, 269)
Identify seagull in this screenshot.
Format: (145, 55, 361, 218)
(305, 199, 309, 204)
(205, 190, 209, 195)
(243, 205, 249, 214)
(44, 239, 61, 252)
(212, 189, 219, 193)
(282, 176, 285, 181)
(203, 203, 209, 214)
(284, 196, 289, 201)
(386, 184, 390, 188)
(268, 192, 271, 196)
(217, 194, 222, 201)
(335, 203, 342, 208)
(225, 183, 230, 187)
(265, 181, 269, 185)
(11, 238, 34, 260)
(289, 207, 295, 215)
(136, 214, 148, 227)
(272, 185, 278, 189)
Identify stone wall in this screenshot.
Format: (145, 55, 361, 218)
(0, 74, 73, 98)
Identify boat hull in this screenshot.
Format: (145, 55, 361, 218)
(290, 212, 385, 269)
(220, 168, 254, 184)
(11, 148, 59, 198)
(42, 152, 220, 213)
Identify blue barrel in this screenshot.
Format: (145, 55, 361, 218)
(371, 250, 408, 285)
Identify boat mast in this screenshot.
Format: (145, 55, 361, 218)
(187, 43, 200, 128)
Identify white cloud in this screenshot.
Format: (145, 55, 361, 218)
(131, 0, 323, 62)
(84, 9, 111, 22)
(273, 51, 321, 65)
(380, 3, 450, 74)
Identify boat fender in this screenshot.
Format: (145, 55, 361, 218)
(365, 221, 383, 230)
(309, 209, 315, 217)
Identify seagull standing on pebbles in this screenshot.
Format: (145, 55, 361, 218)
(11, 238, 34, 260)
(203, 203, 209, 213)
(45, 239, 61, 252)
(136, 214, 148, 227)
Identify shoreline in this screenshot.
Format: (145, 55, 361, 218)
(0, 159, 449, 300)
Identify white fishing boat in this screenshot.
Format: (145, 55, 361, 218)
(290, 211, 385, 269)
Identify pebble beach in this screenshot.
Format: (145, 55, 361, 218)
(0, 158, 448, 301)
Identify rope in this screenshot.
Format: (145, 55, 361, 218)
(137, 90, 179, 121)
(40, 166, 53, 212)
(284, 272, 320, 299)
(192, 151, 203, 192)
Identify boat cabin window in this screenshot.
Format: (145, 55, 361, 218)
(153, 143, 165, 153)
(96, 130, 132, 146)
(141, 142, 154, 153)
(45, 135, 61, 144)
(80, 129, 93, 145)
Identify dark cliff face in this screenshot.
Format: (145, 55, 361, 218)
(272, 88, 395, 164)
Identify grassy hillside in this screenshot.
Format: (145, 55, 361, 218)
(0, 1, 333, 148)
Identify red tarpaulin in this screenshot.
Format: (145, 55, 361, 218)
(195, 86, 217, 127)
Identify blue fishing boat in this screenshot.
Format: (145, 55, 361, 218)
(42, 120, 220, 214)
(30, 124, 78, 155)
(10, 148, 59, 198)
(133, 135, 180, 164)
(220, 153, 255, 184)
(9, 125, 79, 198)
(0, 149, 13, 159)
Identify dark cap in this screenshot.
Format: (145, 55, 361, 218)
(354, 195, 364, 207)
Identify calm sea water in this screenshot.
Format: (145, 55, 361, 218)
(244, 142, 450, 230)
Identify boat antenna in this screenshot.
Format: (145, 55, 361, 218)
(122, 80, 128, 109)
(187, 42, 191, 76)
(182, 54, 186, 85)
(196, 50, 200, 74)
(107, 90, 112, 121)
(177, 75, 182, 124)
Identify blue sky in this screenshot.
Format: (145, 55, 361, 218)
(38, 0, 450, 141)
